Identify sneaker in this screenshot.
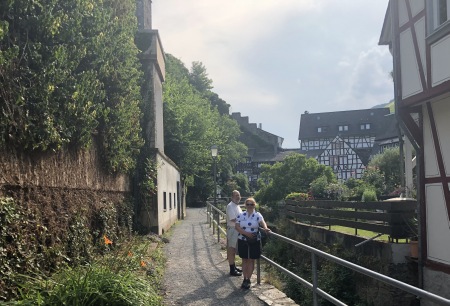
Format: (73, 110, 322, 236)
(235, 266, 242, 273)
(230, 269, 242, 276)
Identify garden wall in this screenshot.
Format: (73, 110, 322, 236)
(285, 220, 419, 306)
(0, 141, 133, 300)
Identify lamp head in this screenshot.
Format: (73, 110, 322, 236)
(211, 145, 218, 158)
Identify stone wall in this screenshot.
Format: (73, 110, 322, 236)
(285, 220, 419, 306)
(0, 141, 130, 193)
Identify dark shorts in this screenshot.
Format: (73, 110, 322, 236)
(237, 239, 261, 259)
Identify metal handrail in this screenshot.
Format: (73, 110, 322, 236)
(205, 201, 450, 306)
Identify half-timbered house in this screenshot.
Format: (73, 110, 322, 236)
(379, 0, 450, 301)
(298, 108, 399, 181)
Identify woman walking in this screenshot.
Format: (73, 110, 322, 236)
(235, 197, 271, 289)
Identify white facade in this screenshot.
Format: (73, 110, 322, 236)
(380, 0, 450, 301)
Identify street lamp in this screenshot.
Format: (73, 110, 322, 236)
(211, 145, 218, 207)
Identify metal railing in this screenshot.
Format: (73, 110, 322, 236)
(206, 201, 450, 306)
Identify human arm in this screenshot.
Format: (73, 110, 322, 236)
(259, 218, 271, 234)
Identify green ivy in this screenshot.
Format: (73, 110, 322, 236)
(0, 0, 144, 173)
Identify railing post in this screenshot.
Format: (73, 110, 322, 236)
(312, 253, 318, 306)
(217, 209, 220, 243)
(212, 209, 215, 235)
(207, 203, 210, 225)
(257, 257, 261, 284)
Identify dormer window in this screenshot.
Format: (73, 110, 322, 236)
(360, 123, 371, 130)
(338, 125, 348, 132)
(317, 126, 328, 133)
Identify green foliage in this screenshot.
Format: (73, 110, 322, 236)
(9, 237, 164, 305)
(362, 188, 377, 202)
(163, 54, 247, 202)
(222, 173, 250, 197)
(0, 195, 134, 301)
(263, 222, 379, 306)
(368, 147, 401, 194)
(0, 0, 144, 173)
(285, 192, 309, 200)
(325, 183, 349, 201)
(255, 153, 336, 206)
(189, 61, 213, 92)
(361, 167, 386, 197)
(310, 175, 329, 199)
(141, 158, 158, 196)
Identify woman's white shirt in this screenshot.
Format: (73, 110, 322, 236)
(236, 211, 264, 241)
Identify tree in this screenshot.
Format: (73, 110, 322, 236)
(255, 153, 336, 205)
(367, 147, 400, 194)
(189, 61, 213, 92)
(163, 54, 247, 202)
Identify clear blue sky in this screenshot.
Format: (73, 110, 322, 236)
(152, 0, 393, 148)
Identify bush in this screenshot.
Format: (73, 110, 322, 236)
(7, 237, 164, 306)
(362, 189, 377, 202)
(285, 192, 309, 201)
(310, 176, 328, 199)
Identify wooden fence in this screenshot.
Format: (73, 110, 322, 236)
(285, 199, 417, 240)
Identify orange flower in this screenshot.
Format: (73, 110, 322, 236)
(140, 260, 147, 267)
(128, 251, 133, 257)
(103, 235, 112, 245)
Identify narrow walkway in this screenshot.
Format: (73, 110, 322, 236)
(162, 207, 298, 306)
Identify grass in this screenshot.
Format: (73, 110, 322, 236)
(329, 226, 408, 243)
(7, 236, 165, 306)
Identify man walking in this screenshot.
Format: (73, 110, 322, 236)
(226, 190, 243, 276)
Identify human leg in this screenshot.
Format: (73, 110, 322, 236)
(227, 227, 242, 276)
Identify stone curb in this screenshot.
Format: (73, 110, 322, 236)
(220, 250, 299, 306)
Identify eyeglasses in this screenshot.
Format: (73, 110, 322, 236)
(245, 203, 255, 206)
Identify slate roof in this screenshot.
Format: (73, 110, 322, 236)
(298, 108, 392, 140)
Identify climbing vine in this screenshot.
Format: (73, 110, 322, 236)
(0, 0, 144, 173)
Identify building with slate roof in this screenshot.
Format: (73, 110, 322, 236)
(298, 108, 399, 181)
(231, 112, 299, 191)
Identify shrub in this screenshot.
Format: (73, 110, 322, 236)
(285, 192, 309, 201)
(8, 237, 163, 305)
(310, 176, 328, 199)
(362, 189, 377, 202)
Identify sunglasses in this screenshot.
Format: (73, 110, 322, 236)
(245, 203, 255, 206)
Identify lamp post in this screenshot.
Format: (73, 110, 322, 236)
(211, 145, 219, 242)
(211, 145, 218, 207)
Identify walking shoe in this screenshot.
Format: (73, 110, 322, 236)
(241, 278, 250, 289)
(229, 269, 242, 276)
(235, 266, 242, 272)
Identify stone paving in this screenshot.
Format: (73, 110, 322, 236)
(162, 207, 299, 306)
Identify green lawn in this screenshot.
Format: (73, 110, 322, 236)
(328, 225, 408, 243)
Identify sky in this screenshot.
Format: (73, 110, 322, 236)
(152, 0, 394, 148)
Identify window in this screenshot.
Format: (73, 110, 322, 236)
(169, 193, 172, 209)
(360, 123, 371, 130)
(432, 0, 450, 30)
(338, 125, 348, 132)
(163, 192, 167, 211)
(317, 126, 328, 133)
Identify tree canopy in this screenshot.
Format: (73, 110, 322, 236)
(255, 153, 336, 205)
(163, 54, 247, 201)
